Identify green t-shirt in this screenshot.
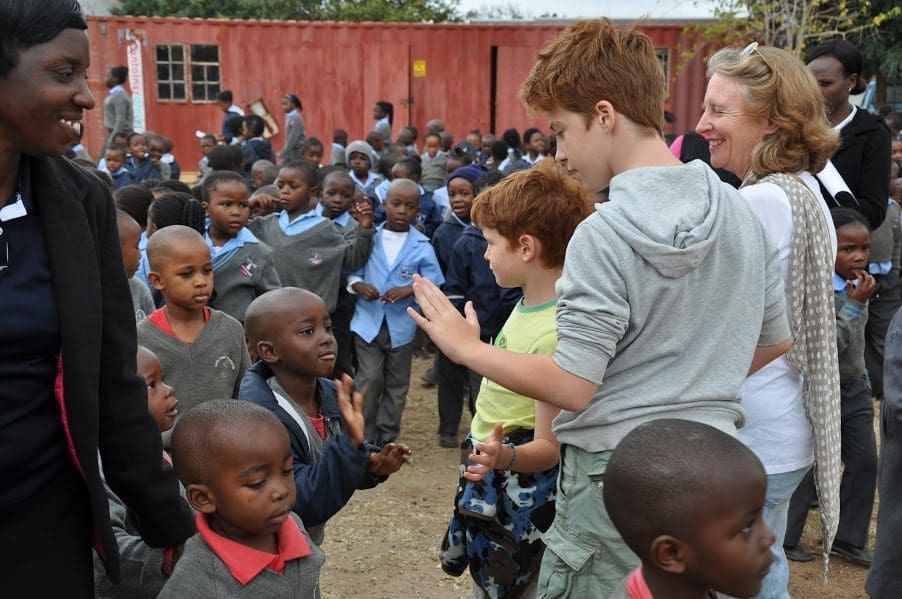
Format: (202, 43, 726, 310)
(469, 298, 558, 441)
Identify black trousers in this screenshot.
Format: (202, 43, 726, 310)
(865, 278, 902, 399)
(1, 465, 93, 596)
(436, 349, 481, 437)
(785, 376, 877, 549)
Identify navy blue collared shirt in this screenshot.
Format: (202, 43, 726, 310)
(0, 158, 67, 508)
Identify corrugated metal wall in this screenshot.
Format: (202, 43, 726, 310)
(84, 17, 711, 169)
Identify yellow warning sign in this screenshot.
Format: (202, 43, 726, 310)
(413, 60, 427, 78)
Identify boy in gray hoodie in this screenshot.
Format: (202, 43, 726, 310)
(409, 19, 791, 597)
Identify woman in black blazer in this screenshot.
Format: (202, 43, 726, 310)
(0, 2, 193, 595)
(807, 38, 892, 230)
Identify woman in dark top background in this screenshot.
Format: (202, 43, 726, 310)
(807, 38, 892, 230)
(0, 1, 193, 595)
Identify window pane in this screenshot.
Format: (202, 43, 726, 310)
(190, 44, 219, 63)
(172, 83, 185, 100)
(206, 65, 219, 82)
(156, 45, 169, 61)
(157, 83, 170, 100)
(191, 65, 205, 82)
(172, 45, 184, 61)
(172, 63, 184, 81)
(156, 64, 170, 81)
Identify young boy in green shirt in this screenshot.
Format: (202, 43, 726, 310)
(434, 160, 592, 597)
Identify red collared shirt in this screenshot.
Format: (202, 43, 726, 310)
(625, 567, 717, 599)
(195, 512, 312, 586)
(147, 307, 211, 339)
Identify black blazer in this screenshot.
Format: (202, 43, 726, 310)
(30, 155, 194, 582)
(821, 109, 892, 230)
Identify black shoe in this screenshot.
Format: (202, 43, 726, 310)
(439, 434, 458, 448)
(830, 541, 873, 567)
(784, 545, 814, 563)
(419, 366, 438, 387)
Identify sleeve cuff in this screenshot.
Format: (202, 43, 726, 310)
(758, 306, 791, 346)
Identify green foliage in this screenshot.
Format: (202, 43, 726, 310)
(113, 0, 462, 22)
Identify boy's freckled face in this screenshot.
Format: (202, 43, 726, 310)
(205, 425, 296, 542)
(448, 177, 474, 220)
(150, 238, 213, 309)
(206, 181, 251, 239)
(348, 152, 371, 178)
(384, 188, 419, 232)
(683, 468, 775, 598)
(269, 296, 337, 378)
(482, 227, 523, 288)
(138, 348, 178, 433)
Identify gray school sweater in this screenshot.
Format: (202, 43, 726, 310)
(137, 309, 250, 446)
(211, 241, 282, 323)
(129, 276, 155, 322)
(835, 291, 869, 384)
(247, 215, 374, 313)
(158, 513, 324, 599)
(552, 160, 789, 452)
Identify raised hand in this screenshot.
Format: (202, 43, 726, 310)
(368, 442, 413, 476)
(334, 374, 365, 448)
(407, 274, 481, 363)
(463, 423, 504, 482)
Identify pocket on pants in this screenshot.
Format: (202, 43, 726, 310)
(537, 526, 596, 598)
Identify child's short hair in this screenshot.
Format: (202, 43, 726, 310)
(202, 170, 249, 204)
(831, 207, 870, 231)
(424, 131, 441, 144)
(146, 224, 206, 271)
(245, 287, 324, 351)
(377, 154, 403, 179)
(216, 90, 233, 104)
(108, 65, 128, 84)
(520, 18, 665, 137)
(523, 127, 541, 145)
(366, 131, 384, 146)
(105, 143, 127, 158)
(127, 132, 146, 145)
(489, 140, 509, 164)
(207, 145, 244, 172)
(306, 137, 324, 151)
(243, 115, 266, 138)
(171, 399, 284, 486)
(150, 179, 193, 196)
(472, 160, 591, 267)
(317, 164, 349, 187)
(394, 156, 422, 180)
(603, 419, 764, 562)
(149, 193, 206, 234)
(201, 133, 216, 144)
(333, 129, 348, 145)
(279, 160, 318, 187)
(115, 184, 155, 228)
(473, 169, 504, 195)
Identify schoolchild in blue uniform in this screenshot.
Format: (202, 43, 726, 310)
(103, 144, 134, 190)
(373, 156, 442, 238)
(126, 132, 160, 184)
(349, 179, 444, 443)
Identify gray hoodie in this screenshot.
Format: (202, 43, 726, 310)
(552, 160, 789, 452)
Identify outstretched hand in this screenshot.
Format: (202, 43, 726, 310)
(406, 274, 482, 364)
(369, 442, 413, 476)
(463, 423, 504, 482)
(334, 374, 366, 448)
(351, 197, 374, 229)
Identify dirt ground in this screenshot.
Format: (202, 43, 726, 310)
(320, 356, 876, 598)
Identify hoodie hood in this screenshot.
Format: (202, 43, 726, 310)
(600, 160, 732, 278)
(461, 223, 485, 240)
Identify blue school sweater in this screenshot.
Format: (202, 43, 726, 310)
(350, 225, 444, 348)
(127, 156, 159, 184)
(110, 167, 134, 190)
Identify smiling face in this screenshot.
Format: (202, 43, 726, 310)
(202, 422, 296, 547)
(206, 180, 250, 242)
(267, 293, 337, 378)
(448, 177, 474, 221)
(696, 73, 775, 179)
(137, 346, 178, 433)
(384, 185, 420, 232)
(148, 136, 165, 161)
(681, 466, 774, 598)
(891, 139, 902, 162)
(128, 134, 148, 161)
(545, 107, 611, 194)
(149, 237, 213, 310)
(275, 166, 314, 217)
(835, 221, 871, 281)
(0, 28, 95, 157)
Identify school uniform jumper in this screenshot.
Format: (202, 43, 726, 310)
(247, 212, 374, 313)
(350, 225, 444, 443)
(239, 363, 385, 542)
(158, 512, 324, 598)
(103, 85, 133, 147)
(280, 109, 307, 163)
(126, 157, 160, 185)
(786, 277, 878, 550)
(137, 308, 251, 446)
(206, 228, 282, 323)
(129, 276, 154, 322)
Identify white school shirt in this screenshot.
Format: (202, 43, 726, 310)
(738, 171, 836, 474)
(347, 229, 408, 292)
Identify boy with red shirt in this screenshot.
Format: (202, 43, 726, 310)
(161, 400, 324, 597)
